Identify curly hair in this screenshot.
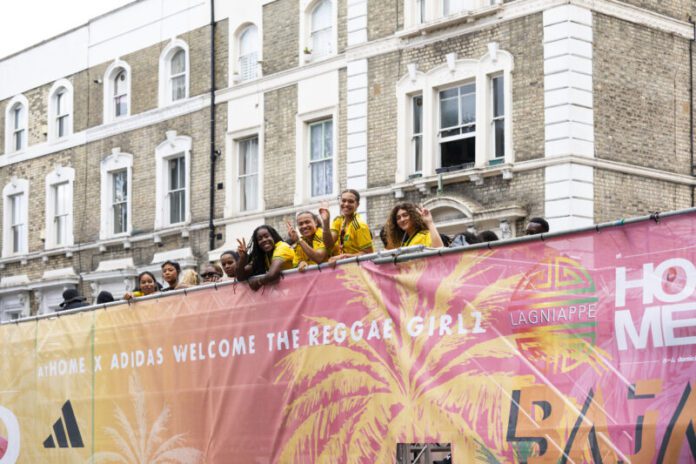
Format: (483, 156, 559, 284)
(246, 225, 285, 277)
(384, 202, 428, 249)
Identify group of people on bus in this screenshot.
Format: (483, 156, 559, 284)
(119, 188, 549, 299)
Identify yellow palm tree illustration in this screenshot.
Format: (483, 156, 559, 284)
(90, 373, 202, 464)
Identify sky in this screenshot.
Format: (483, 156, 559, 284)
(0, 0, 136, 59)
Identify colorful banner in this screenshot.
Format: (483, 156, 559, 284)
(1, 213, 696, 463)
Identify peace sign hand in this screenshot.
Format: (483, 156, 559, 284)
(236, 238, 248, 256)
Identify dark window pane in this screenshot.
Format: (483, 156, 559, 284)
(413, 95, 422, 134)
(493, 76, 504, 117)
(441, 137, 476, 169)
(494, 119, 505, 158)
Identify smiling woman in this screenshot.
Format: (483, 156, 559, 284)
(236, 225, 296, 291)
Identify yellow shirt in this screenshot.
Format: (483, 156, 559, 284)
(293, 229, 326, 266)
(402, 230, 432, 247)
(265, 241, 296, 271)
(330, 214, 373, 255)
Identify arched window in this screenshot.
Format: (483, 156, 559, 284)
(48, 79, 74, 140)
(158, 40, 190, 106)
(238, 25, 259, 82)
(169, 49, 187, 101)
(103, 60, 131, 123)
(310, 0, 333, 58)
(2, 178, 29, 256)
(4, 95, 28, 154)
(114, 69, 128, 117)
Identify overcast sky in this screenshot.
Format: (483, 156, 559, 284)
(0, 0, 135, 59)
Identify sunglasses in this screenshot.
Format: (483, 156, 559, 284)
(202, 273, 221, 279)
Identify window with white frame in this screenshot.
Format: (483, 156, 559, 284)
(112, 170, 128, 234)
(11, 104, 26, 152)
(10, 193, 25, 253)
(100, 150, 133, 239)
(2, 178, 29, 257)
(155, 132, 191, 229)
(439, 82, 476, 171)
(238, 25, 260, 82)
(168, 156, 186, 224)
(45, 166, 74, 249)
(48, 80, 74, 141)
(4, 95, 29, 154)
(490, 74, 505, 161)
(237, 136, 259, 211)
(103, 61, 131, 123)
(309, 119, 333, 197)
(114, 70, 128, 117)
(310, 0, 333, 59)
(395, 46, 513, 181)
(411, 94, 424, 175)
(159, 40, 190, 106)
(169, 50, 187, 101)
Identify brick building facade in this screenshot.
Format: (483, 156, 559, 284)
(0, 0, 693, 319)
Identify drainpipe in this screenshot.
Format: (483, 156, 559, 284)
(209, 0, 218, 250)
(689, 17, 695, 205)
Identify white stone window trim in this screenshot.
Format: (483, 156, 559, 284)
(395, 45, 513, 182)
(402, 0, 501, 31)
(44, 165, 75, 250)
(155, 131, 192, 230)
(294, 107, 338, 205)
(232, 23, 262, 84)
(103, 59, 132, 124)
(4, 94, 29, 155)
(229, 126, 264, 214)
(158, 39, 190, 107)
(100, 148, 133, 240)
(0, 275, 31, 322)
(47, 79, 74, 142)
(2, 177, 29, 257)
(299, 0, 338, 65)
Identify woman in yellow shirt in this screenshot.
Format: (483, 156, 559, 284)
(236, 225, 295, 291)
(319, 189, 374, 263)
(287, 212, 329, 271)
(384, 202, 444, 250)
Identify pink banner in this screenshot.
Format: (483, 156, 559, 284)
(1, 212, 696, 463)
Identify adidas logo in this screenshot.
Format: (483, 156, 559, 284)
(43, 401, 84, 449)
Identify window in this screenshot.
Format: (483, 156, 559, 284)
(412, 95, 423, 175)
(395, 45, 513, 181)
(238, 25, 259, 82)
(155, 132, 191, 229)
(309, 119, 333, 197)
(52, 182, 69, 246)
(417, 0, 427, 22)
(45, 166, 74, 249)
(170, 50, 187, 101)
(100, 150, 133, 239)
(10, 194, 25, 254)
(168, 156, 186, 224)
(311, 0, 333, 59)
(238, 136, 259, 211)
(103, 60, 131, 123)
(12, 105, 26, 152)
(114, 70, 128, 117)
(159, 40, 190, 106)
(112, 170, 128, 234)
(491, 74, 505, 160)
(48, 80, 74, 141)
(439, 83, 476, 170)
(2, 178, 29, 257)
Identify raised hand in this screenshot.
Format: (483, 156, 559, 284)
(318, 200, 331, 223)
(419, 206, 433, 225)
(286, 219, 299, 243)
(236, 238, 248, 256)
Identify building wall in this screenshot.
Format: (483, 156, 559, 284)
(594, 169, 693, 222)
(262, 0, 300, 75)
(614, 0, 694, 20)
(264, 85, 298, 210)
(593, 13, 692, 175)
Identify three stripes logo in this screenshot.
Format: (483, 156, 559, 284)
(42, 401, 83, 449)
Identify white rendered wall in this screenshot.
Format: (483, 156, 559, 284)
(543, 5, 594, 232)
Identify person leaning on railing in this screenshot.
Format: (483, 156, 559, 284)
(320, 189, 374, 263)
(123, 271, 162, 300)
(236, 225, 296, 291)
(286, 211, 329, 272)
(383, 202, 444, 250)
